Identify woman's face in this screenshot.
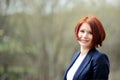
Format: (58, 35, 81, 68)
(78, 23, 93, 48)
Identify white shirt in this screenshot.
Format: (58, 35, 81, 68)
(67, 53, 87, 80)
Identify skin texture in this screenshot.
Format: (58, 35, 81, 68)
(78, 23, 93, 49)
(77, 22, 93, 56)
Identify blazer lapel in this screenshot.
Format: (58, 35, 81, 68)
(73, 48, 95, 80)
(63, 52, 80, 80)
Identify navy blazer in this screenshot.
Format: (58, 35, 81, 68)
(63, 48, 110, 80)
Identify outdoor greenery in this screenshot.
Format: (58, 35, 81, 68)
(0, 0, 120, 80)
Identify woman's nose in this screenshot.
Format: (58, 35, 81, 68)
(83, 32, 88, 38)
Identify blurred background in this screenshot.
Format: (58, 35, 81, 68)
(0, 0, 120, 80)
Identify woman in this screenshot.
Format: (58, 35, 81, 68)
(63, 15, 110, 80)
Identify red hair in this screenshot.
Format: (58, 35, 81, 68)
(75, 15, 106, 47)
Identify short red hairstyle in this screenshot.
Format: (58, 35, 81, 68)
(75, 15, 106, 47)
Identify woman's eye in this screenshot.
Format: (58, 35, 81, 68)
(89, 32, 93, 34)
(80, 30, 84, 33)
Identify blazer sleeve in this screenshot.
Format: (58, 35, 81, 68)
(92, 53, 110, 80)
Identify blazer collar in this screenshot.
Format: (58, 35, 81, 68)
(63, 52, 80, 80)
(73, 48, 96, 80)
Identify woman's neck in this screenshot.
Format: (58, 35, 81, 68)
(80, 47, 91, 56)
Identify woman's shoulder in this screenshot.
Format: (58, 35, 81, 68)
(91, 48, 109, 63)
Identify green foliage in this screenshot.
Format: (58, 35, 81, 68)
(0, 0, 120, 80)
(0, 66, 36, 80)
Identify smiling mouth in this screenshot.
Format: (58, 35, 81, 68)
(80, 40, 89, 42)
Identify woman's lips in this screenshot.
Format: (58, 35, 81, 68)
(80, 39, 89, 42)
